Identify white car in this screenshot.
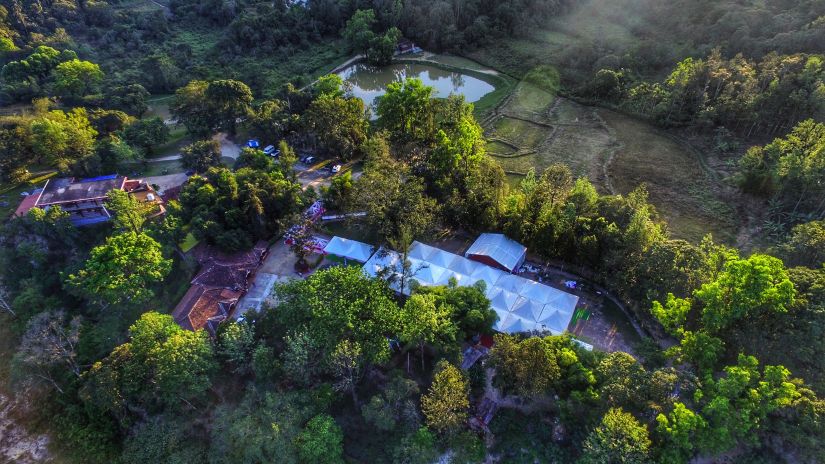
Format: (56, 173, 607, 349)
(262, 145, 276, 156)
(331, 164, 342, 173)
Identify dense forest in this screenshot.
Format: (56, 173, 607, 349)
(0, 0, 823, 463)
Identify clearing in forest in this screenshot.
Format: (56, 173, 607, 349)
(482, 71, 740, 244)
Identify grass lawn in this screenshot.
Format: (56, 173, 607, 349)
(123, 159, 184, 177)
(152, 126, 190, 158)
(511, 82, 556, 115)
(179, 232, 199, 253)
(599, 109, 739, 243)
(0, 183, 31, 220)
(487, 140, 517, 156)
(491, 117, 548, 148)
(320, 220, 378, 245)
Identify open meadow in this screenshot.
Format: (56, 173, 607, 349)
(480, 67, 741, 244)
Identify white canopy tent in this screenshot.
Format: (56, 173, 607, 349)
(323, 236, 375, 263)
(465, 233, 527, 272)
(512, 297, 545, 322)
(362, 240, 580, 335)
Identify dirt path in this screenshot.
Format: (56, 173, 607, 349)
(146, 133, 242, 163)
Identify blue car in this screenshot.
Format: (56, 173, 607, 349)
(247, 139, 260, 148)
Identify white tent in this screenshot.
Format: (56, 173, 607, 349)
(363, 240, 580, 335)
(536, 307, 570, 335)
(450, 255, 478, 275)
(492, 309, 513, 331)
(435, 269, 470, 287)
(498, 315, 537, 334)
(410, 261, 448, 287)
(486, 287, 519, 313)
(496, 274, 529, 294)
(323, 236, 375, 263)
(426, 247, 457, 268)
(511, 297, 545, 322)
(362, 248, 402, 278)
(407, 241, 431, 260)
(470, 264, 506, 284)
(465, 233, 527, 272)
(543, 292, 580, 317)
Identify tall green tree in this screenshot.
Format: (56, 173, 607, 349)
(181, 139, 222, 173)
(66, 232, 171, 306)
(296, 414, 344, 464)
(29, 108, 97, 172)
(52, 59, 104, 100)
(303, 94, 367, 160)
(354, 137, 439, 248)
(273, 266, 400, 365)
(488, 334, 562, 396)
(695, 254, 795, 333)
(106, 189, 157, 234)
(376, 78, 435, 145)
(399, 293, 457, 372)
(172, 79, 253, 136)
(421, 360, 469, 435)
(655, 403, 707, 464)
(580, 408, 652, 464)
(82, 312, 217, 414)
(124, 117, 169, 156)
(343, 9, 377, 56)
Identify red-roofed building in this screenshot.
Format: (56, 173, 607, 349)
(13, 189, 42, 218)
(172, 241, 269, 334)
(172, 285, 242, 334)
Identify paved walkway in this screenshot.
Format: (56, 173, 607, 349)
(143, 173, 189, 193)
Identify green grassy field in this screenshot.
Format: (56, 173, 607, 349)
(491, 117, 548, 148)
(123, 159, 184, 177)
(470, 45, 739, 244)
(599, 109, 738, 243)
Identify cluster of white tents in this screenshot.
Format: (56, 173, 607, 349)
(361, 241, 579, 335)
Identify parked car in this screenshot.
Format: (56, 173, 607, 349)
(330, 164, 342, 173)
(263, 145, 276, 155)
(302, 156, 316, 165)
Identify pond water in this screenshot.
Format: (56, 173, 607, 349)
(337, 62, 496, 113)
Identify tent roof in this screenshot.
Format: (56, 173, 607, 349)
(543, 292, 580, 317)
(426, 247, 457, 268)
(470, 264, 506, 283)
(409, 260, 448, 286)
(487, 287, 519, 312)
(363, 239, 579, 334)
(496, 273, 529, 294)
(450, 255, 478, 275)
(362, 248, 402, 278)
(465, 233, 527, 271)
(536, 307, 570, 335)
(407, 241, 431, 260)
(498, 315, 537, 334)
(512, 297, 545, 322)
(323, 236, 375, 263)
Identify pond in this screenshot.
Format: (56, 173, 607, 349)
(337, 62, 496, 113)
